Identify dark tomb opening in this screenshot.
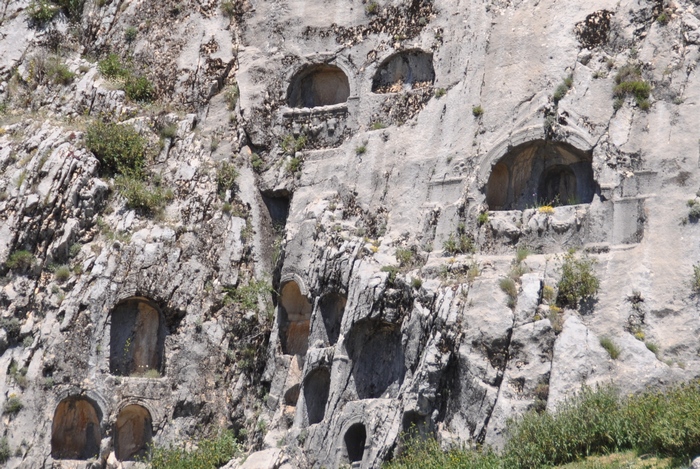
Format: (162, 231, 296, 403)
(51, 396, 102, 460)
(319, 292, 346, 346)
(110, 297, 166, 377)
(115, 404, 153, 461)
(344, 422, 367, 464)
(485, 140, 598, 210)
(304, 367, 331, 425)
(287, 65, 350, 108)
(372, 50, 435, 93)
(278, 281, 312, 355)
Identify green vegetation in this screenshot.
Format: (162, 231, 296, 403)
(599, 337, 621, 359)
(27, 0, 58, 24)
(54, 265, 71, 283)
(281, 134, 307, 155)
(646, 341, 660, 358)
(613, 64, 651, 111)
(0, 318, 21, 339)
(381, 265, 400, 285)
(124, 75, 155, 102)
(693, 263, 700, 293)
(46, 57, 75, 85)
(114, 175, 173, 214)
(216, 161, 239, 198)
(365, 1, 379, 15)
(98, 53, 155, 102)
(220, 0, 239, 18)
(442, 225, 475, 256)
(2, 395, 23, 415)
(687, 199, 700, 222)
(286, 156, 302, 174)
(124, 26, 138, 42)
(499, 277, 518, 308)
(657, 11, 670, 25)
(371, 121, 387, 130)
(0, 437, 9, 464)
(355, 145, 367, 155)
(472, 105, 484, 117)
(553, 75, 573, 103)
(5, 250, 35, 272)
(223, 279, 274, 311)
(150, 430, 242, 469)
(434, 88, 446, 98)
(515, 246, 531, 264)
(250, 153, 264, 172)
(556, 250, 599, 308)
(387, 382, 700, 469)
(224, 84, 239, 110)
(477, 212, 489, 226)
(85, 121, 146, 176)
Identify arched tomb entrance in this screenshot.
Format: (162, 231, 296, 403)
(319, 292, 346, 346)
(372, 50, 435, 93)
(485, 140, 598, 210)
(278, 281, 312, 355)
(344, 422, 367, 465)
(346, 320, 405, 399)
(109, 297, 165, 377)
(304, 367, 331, 425)
(115, 405, 153, 461)
(287, 64, 350, 108)
(51, 396, 102, 460)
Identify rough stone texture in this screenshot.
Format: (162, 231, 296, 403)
(2, 0, 700, 467)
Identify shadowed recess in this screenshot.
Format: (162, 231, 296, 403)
(109, 297, 166, 377)
(115, 404, 153, 461)
(51, 396, 102, 460)
(372, 50, 435, 93)
(278, 281, 312, 355)
(485, 140, 598, 210)
(287, 64, 350, 108)
(304, 367, 331, 424)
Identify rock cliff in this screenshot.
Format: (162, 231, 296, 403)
(1, 0, 700, 467)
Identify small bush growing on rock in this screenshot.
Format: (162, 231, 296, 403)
(693, 263, 700, 293)
(220, 0, 239, 18)
(286, 156, 302, 174)
(477, 212, 489, 225)
(552, 75, 573, 103)
(645, 341, 660, 358)
(46, 58, 75, 85)
(124, 26, 138, 42)
(115, 175, 173, 214)
(365, 1, 379, 15)
(85, 121, 146, 176)
(250, 152, 264, 172)
(224, 83, 239, 110)
(5, 250, 35, 272)
(0, 318, 21, 339)
(499, 277, 518, 308)
(98, 53, 129, 79)
(556, 250, 599, 308)
(149, 430, 242, 469)
(3, 395, 23, 415)
(281, 134, 306, 155)
(613, 64, 651, 110)
(0, 437, 9, 463)
(442, 232, 474, 256)
(124, 75, 155, 102)
(54, 265, 71, 282)
(216, 161, 239, 198)
(27, 0, 58, 24)
(472, 105, 484, 117)
(688, 199, 700, 222)
(599, 337, 620, 359)
(434, 88, 446, 98)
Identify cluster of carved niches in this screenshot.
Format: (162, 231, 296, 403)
(109, 297, 166, 378)
(51, 397, 152, 462)
(285, 49, 435, 108)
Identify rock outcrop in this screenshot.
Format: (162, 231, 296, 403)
(1, 0, 700, 467)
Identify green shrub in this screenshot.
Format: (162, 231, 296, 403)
(250, 153, 264, 172)
(381, 265, 399, 285)
(0, 318, 21, 339)
(688, 202, 700, 222)
(645, 341, 660, 358)
(124, 75, 155, 102)
(5, 250, 35, 271)
(556, 250, 599, 308)
(54, 265, 71, 283)
(220, 0, 239, 18)
(159, 124, 178, 139)
(27, 0, 58, 24)
(515, 246, 531, 264)
(442, 233, 474, 255)
(281, 134, 307, 155)
(500, 277, 518, 308)
(613, 64, 651, 110)
(657, 11, 669, 25)
(150, 430, 242, 469)
(0, 437, 9, 464)
(124, 26, 138, 42)
(371, 121, 387, 130)
(85, 121, 146, 176)
(477, 212, 489, 226)
(553, 74, 573, 103)
(355, 145, 367, 155)
(599, 337, 620, 359)
(98, 53, 129, 79)
(365, 1, 379, 15)
(115, 175, 173, 214)
(472, 105, 484, 117)
(389, 382, 700, 468)
(286, 157, 302, 174)
(434, 88, 446, 98)
(46, 58, 75, 85)
(223, 279, 273, 311)
(216, 161, 239, 197)
(55, 0, 85, 19)
(411, 277, 422, 289)
(3, 395, 23, 415)
(224, 84, 239, 110)
(693, 263, 700, 293)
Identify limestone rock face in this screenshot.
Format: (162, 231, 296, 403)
(2, 0, 700, 467)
